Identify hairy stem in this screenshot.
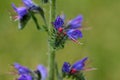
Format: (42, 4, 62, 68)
(49, 0, 56, 32)
(48, 47, 55, 80)
(48, 0, 56, 80)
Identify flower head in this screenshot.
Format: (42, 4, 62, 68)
(12, 3, 28, 20)
(14, 63, 31, 75)
(70, 57, 88, 74)
(22, 0, 46, 27)
(11, 3, 31, 29)
(62, 57, 88, 74)
(53, 15, 83, 43)
(12, 63, 48, 80)
(13, 63, 32, 80)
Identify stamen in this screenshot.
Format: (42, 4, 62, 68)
(71, 38, 83, 45)
(83, 67, 97, 72)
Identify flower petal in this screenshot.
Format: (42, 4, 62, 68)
(18, 74, 32, 80)
(71, 57, 88, 71)
(62, 62, 71, 73)
(14, 63, 31, 74)
(37, 65, 47, 80)
(67, 29, 83, 40)
(67, 15, 83, 29)
(53, 16, 64, 30)
(12, 3, 28, 20)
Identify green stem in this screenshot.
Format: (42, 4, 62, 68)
(48, 0, 56, 80)
(49, 0, 56, 32)
(48, 47, 55, 80)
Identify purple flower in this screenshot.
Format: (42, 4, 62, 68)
(11, 3, 31, 29)
(22, 0, 34, 8)
(53, 16, 64, 30)
(12, 3, 28, 20)
(62, 57, 88, 74)
(37, 65, 48, 80)
(14, 63, 31, 75)
(53, 15, 83, 42)
(12, 63, 48, 80)
(22, 0, 46, 26)
(18, 74, 32, 80)
(13, 63, 32, 80)
(22, 0, 43, 13)
(67, 29, 83, 41)
(62, 62, 71, 73)
(67, 15, 83, 29)
(70, 57, 88, 72)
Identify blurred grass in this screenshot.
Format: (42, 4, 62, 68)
(0, 0, 120, 80)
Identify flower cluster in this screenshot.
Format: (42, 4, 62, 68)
(13, 63, 47, 80)
(61, 57, 88, 80)
(12, 0, 45, 29)
(53, 15, 83, 43)
(62, 57, 87, 74)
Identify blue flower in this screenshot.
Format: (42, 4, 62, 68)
(13, 63, 48, 80)
(14, 63, 31, 75)
(53, 15, 64, 30)
(70, 57, 88, 73)
(67, 29, 83, 41)
(22, 0, 43, 13)
(62, 57, 88, 74)
(18, 74, 32, 80)
(37, 65, 48, 80)
(22, 0, 46, 27)
(53, 15, 83, 42)
(13, 63, 32, 80)
(12, 3, 28, 20)
(67, 15, 83, 29)
(11, 3, 31, 29)
(22, 0, 34, 8)
(62, 62, 71, 73)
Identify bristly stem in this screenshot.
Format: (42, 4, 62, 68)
(48, 0, 56, 80)
(48, 46, 55, 80)
(49, 0, 56, 32)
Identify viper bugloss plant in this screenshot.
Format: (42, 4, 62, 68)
(10, 0, 95, 80)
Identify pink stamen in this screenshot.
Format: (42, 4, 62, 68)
(83, 67, 97, 72)
(70, 68, 77, 74)
(58, 27, 63, 33)
(71, 38, 83, 45)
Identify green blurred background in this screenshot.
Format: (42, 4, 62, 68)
(0, 0, 120, 80)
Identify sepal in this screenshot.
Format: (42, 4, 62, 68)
(41, 0, 49, 4)
(18, 13, 31, 30)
